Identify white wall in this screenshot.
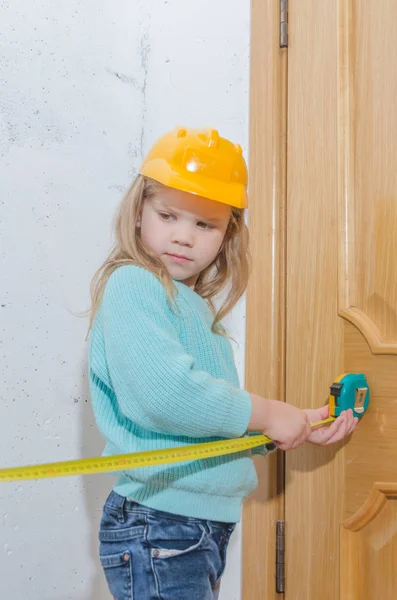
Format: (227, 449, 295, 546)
(0, 2, 250, 598)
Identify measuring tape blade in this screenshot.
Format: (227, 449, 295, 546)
(311, 416, 335, 428)
(0, 435, 270, 483)
(0, 417, 335, 483)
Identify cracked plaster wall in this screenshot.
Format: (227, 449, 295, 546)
(0, 1, 250, 598)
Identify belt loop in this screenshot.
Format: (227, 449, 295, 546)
(117, 496, 126, 523)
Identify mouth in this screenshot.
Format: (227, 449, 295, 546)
(165, 253, 192, 263)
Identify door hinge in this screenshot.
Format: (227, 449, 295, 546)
(280, 0, 288, 48)
(276, 520, 285, 593)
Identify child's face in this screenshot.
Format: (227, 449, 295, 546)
(138, 186, 231, 288)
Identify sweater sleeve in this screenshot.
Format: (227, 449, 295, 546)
(101, 266, 252, 439)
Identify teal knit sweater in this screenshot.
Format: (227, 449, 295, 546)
(89, 265, 260, 523)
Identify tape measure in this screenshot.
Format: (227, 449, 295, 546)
(0, 373, 369, 483)
(328, 373, 370, 418)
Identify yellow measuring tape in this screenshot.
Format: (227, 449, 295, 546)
(0, 417, 334, 483)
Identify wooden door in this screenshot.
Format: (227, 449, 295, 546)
(243, 1, 397, 598)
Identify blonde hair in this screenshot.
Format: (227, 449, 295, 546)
(89, 175, 250, 334)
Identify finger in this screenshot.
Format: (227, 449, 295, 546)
(345, 410, 357, 435)
(278, 435, 304, 451)
(325, 427, 350, 444)
(344, 412, 354, 434)
(296, 428, 311, 448)
(323, 413, 353, 444)
(340, 410, 351, 435)
(276, 443, 288, 451)
(310, 412, 346, 444)
(323, 412, 346, 438)
(305, 405, 329, 424)
(318, 404, 330, 420)
(347, 417, 359, 435)
(285, 434, 303, 450)
(291, 439, 304, 451)
(333, 411, 350, 437)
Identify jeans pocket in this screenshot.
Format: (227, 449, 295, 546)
(146, 520, 207, 559)
(99, 550, 133, 600)
(210, 524, 236, 583)
(99, 501, 144, 600)
(146, 520, 217, 599)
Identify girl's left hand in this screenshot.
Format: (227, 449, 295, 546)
(304, 405, 358, 446)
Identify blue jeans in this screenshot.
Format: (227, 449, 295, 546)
(99, 491, 236, 600)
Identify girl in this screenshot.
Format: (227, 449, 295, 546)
(88, 127, 357, 600)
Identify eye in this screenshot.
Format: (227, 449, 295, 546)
(159, 212, 175, 221)
(197, 221, 214, 230)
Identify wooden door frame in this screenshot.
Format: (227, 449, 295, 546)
(242, 1, 288, 598)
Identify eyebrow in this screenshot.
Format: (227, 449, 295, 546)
(153, 200, 226, 224)
(202, 216, 225, 224)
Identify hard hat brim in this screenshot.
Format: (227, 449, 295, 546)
(140, 159, 247, 209)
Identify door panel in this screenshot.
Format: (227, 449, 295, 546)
(245, 1, 397, 597)
(286, 0, 343, 595)
(341, 485, 397, 599)
(338, 0, 397, 352)
(286, 0, 397, 598)
(344, 323, 397, 519)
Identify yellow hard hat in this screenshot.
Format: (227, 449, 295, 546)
(139, 127, 248, 209)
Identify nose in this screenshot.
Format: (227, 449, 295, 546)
(171, 223, 195, 248)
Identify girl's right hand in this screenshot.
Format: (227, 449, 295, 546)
(263, 399, 311, 450)
(249, 394, 311, 451)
